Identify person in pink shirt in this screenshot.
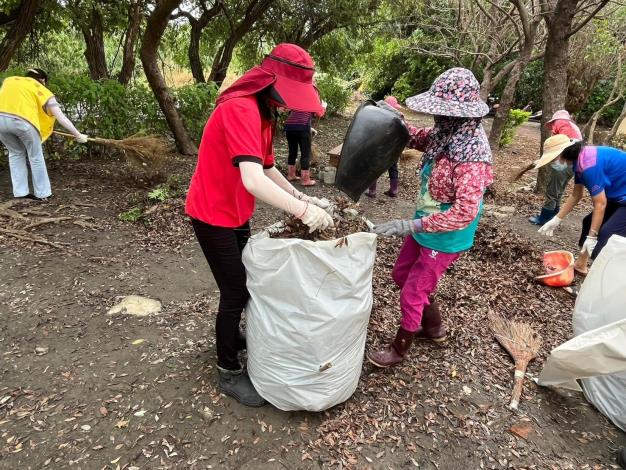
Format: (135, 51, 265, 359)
(529, 110, 583, 225)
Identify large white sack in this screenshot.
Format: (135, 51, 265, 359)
(538, 235, 626, 431)
(242, 229, 376, 411)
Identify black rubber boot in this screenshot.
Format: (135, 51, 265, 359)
(528, 207, 557, 225)
(217, 367, 266, 407)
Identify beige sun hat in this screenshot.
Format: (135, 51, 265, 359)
(534, 134, 579, 169)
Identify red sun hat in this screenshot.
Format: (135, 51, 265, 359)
(259, 44, 323, 114)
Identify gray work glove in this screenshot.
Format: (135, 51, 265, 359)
(373, 219, 416, 237)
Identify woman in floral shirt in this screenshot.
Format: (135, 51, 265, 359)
(368, 68, 493, 368)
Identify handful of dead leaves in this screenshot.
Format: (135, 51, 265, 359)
(269, 197, 370, 241)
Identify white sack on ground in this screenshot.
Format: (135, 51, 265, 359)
(242, 230, 376, 411)
(538, 235, 626, 431)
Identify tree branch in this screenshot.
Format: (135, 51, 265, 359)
(567, 0, 611, 38)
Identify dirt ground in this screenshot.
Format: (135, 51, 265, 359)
(1, 108, 625, 470)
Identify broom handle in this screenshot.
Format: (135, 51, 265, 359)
(509, 360, 529, 410)
(53, 130, 98, 142)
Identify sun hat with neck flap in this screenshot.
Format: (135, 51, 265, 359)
(405, 67, 489, 118)
(216, 43, 323, 114)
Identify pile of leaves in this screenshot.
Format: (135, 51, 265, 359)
(268, 196, 370, 241)
(302, 214, 580, 468)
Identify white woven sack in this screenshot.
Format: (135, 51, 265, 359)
(242, 229, 376, 411)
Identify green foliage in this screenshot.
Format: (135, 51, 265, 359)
(49, 75, 162, 139)
(147, 187, 171, 202)
(316, 75, 351, 116)
(359, 36, 449, 101)
(1, 70, 217, 157)
(359, 37, 407, 99)
(514, 61, 544, 110)
(577, 79, 624, 126)
(173, 82, 219, 141)
(500, 109, 531, 147)
(147, 174, 186, 203)
(118, 207, 143, 223)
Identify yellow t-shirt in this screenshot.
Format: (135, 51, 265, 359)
(0, 76, 56, 142)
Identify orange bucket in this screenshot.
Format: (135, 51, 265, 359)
(535, 250, 574, 287)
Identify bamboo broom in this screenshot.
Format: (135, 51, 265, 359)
(488, 312, 542, 410)
(53, 131, 170, 167)
(509, 161, 537, 182)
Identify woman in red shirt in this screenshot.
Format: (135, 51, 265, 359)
(185, 44, 333, 407)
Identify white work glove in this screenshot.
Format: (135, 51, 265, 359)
(311, 127, 318, 137)
(307, 196, 331, 209)
(373, 219, 414, 237)
(299, 204, 334, 233)
(75, 133, 88, 144)
(581, 236, 598, 256)
(538, 216, 562, 237)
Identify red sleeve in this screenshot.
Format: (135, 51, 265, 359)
(408, 127, 432, 152)
(220, 98, 264, 165)
(262, 123, 275, 169)
(422, 162, 493, 232)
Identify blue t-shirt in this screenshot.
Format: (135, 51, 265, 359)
(574, 146, 626, 203)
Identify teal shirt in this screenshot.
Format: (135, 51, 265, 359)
(412, 162, 483, 253)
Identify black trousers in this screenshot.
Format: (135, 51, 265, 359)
(579, 201, 626, 259)
(192, 218, 250, 370)
(286, 130, 312, 170)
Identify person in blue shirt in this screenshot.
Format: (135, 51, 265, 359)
(537, 134, 626, 273)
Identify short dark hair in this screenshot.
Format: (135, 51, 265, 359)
(561, 141, 584, 162)
(25, 68, 48, 84)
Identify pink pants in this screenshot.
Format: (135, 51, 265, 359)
(392, 236, 461, 332)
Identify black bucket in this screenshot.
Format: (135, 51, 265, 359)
(335, 100, 410, 201)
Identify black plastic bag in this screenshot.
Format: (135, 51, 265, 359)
(335, 100, 410, 201)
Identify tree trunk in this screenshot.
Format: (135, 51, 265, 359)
(118, 1, 143, 86)
(208, 37, 239, 86)
(536, 0, 579, 193)
(188, 21, 206, 83)
(480, 67, 493, 102)
(140, 0, 197, 155)
(81, 8, 109, 80)
(489, 60, 525, 148)
(0, 0, 42, 72)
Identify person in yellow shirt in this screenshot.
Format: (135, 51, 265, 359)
(0, 68, 87, 200)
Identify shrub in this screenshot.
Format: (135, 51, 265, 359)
(1, 71, 218, 157)
(173, 82, 218, 141)
(316, 75, 351, 116)
(500, 109, 531, 147)
(118, 207, 143, 223)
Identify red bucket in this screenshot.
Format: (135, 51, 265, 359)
(535, 250, 574, 287)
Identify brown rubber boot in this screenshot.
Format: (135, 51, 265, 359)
(414, 300, 447, 342)
(367, 327, 414, 368)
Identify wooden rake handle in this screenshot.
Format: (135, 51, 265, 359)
(53, 130, 97, 142)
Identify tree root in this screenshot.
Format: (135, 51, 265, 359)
(0, 227, 70, 250)
(23, 217, 73, 230)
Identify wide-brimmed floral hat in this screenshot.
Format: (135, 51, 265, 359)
(405, 68, 489, 118)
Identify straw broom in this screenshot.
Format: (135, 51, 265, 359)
(54, 131, 170, 168)
(509, 161, 537, 182)
(488, 312, 542, 410)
